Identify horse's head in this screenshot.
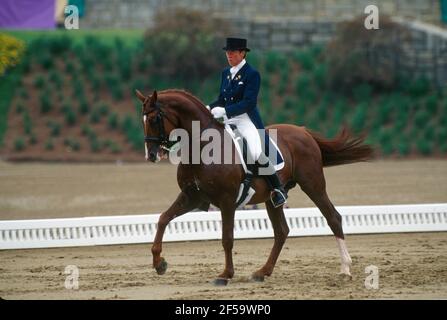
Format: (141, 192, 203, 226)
(135, 89, 178, 162)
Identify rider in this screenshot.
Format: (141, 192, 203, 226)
(207, 37, 287, 208)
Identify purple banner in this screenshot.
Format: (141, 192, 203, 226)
(0, 0, 55, 29)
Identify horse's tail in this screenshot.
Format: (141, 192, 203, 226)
(306, 127, 375, 167)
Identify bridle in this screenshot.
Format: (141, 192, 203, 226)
(143, 101, 178, 151)
(143, 99, 218, 152)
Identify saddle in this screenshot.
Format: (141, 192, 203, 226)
(225, 124, 285, 208)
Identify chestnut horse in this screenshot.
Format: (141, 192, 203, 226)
(136, 89, 374, 285)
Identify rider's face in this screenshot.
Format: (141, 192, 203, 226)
(226, 50, 245, 67)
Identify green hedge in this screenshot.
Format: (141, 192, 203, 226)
(2, 30, 446, 158)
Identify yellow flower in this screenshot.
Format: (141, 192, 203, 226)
(0, 33, 25, 76)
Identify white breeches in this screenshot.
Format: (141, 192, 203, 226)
(224, 113, 263, 162)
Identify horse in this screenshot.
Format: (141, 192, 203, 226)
(135, 88, 375, 285)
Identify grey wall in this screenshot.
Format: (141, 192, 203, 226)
(80, 0, 442, 29)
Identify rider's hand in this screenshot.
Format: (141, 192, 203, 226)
(205, 105, 211, 111)
(211, 107, 226, 119)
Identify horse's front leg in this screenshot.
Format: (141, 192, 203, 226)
(151, 191, 200, 275)
(214, 205, 236, 286)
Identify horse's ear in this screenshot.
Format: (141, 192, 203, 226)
(135, 89, 146, 103)
(149, 90, 157, 107)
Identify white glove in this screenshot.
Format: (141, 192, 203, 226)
(205, 105, 211, 111)
(211, 107, 226, 119)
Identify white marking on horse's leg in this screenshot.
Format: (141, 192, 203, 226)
(336, 237, 352, 276)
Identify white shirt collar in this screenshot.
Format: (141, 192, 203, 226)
(230, 59, 246, 79)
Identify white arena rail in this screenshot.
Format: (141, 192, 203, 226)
(0, 203, 446, 250)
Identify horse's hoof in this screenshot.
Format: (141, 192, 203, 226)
(251, 273, 265, 282)
(213, 278, 229, 286)
(155, 258, 168, 275)
(337, 272, 352, 281)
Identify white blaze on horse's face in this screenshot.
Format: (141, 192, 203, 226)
(144, 115, 149, 160)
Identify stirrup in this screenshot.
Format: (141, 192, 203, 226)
(270, 189, 287, 208)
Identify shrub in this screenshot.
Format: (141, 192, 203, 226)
(107, 112, 119, 130)
(416, 138, 432, 155)
(39, 92, 52, 113)
(293, 50, 314, 71)
(23, 111, 32, 135)
(378, 127, 392, 146)
(18, 88, 29, 100)
(65, 61, 75, 73)
(49, 70, 63, 89)
(425, 94, 438, 114)
(97, 103, 109, 116)
(29, 133, 37, 145)
(316, 102, 328, 122)
(283, 97, 295, 110)
(64, 107, 77, 126)
(47, 121, 61, 137)
(70, 140, 81, 151)
(277, 67, 289, 95)
(413, 110, 430, 128)
(265, 51, 287, 73)
(0, 34, 25, 76)
(351, 103, 367, 133)
(143, 8, 231, 80)
(78, 98, 90, 115)
(325, 15, 408, 91)
(90, 138, 102, 153)
(352, 83, 373, 102)
(406, 77, 431, 97)
(295, 101, 308, 122)
(295, 73, 311, 96)
(15, 103, 25, 114)
(33, 75, 46, 89)
(121, 114, 135, 132)
(81, 124, 93, 136)
(37, 52, 53, 70)
(381, 141, 394, 156)
(111, 83, 124, 101)
(440, 142, 447, 154)
(436, 127, 447, 144)
(89, 107, 101, 124)
(73, 78, 84, 97)
(117, 51, 132, 80)
(14, 137, 25, 151)
(45, 138, 54, 150)
(109, 141, 122, 154)
(47, 36, 72, 55)
(372, 99, 392, 128)
(423, 125, 435, 141)
(91, 75, 101, 92)
(64, 138, 80, 151)
(313, 64, 328, 90)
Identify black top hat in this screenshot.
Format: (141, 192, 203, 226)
(222, 37, 250, 52)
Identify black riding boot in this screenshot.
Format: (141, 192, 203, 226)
(255, 153, 287, 208)
(265, 172, 288, 208)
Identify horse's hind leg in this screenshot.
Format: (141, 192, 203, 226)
(151, 190, 200, 275)
(252, 201, 289, 282)
(298, 171, 352, 277)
